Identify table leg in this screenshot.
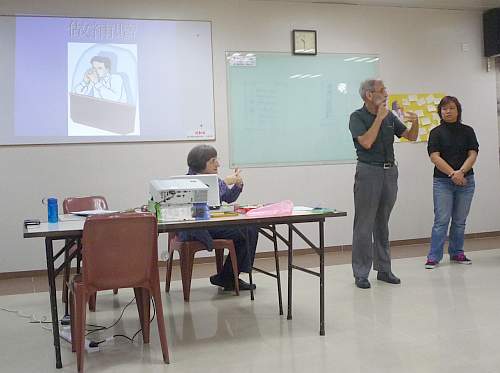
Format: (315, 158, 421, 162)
(63, 239, 70, 318)
(76, 239, 82, 274)
(319, 220, 325, 336)
(245, 227, 255, 301)
(272, 226, 283, 315)
(249, 271, 254, 300)
(287, 224, 293, 320)
(45, 238, 62, 369)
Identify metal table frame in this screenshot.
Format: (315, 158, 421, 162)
(23, 210, 346, 368)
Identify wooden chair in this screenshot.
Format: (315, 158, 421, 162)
(68, 212, 169, 372)
(165, 234, 239, 301)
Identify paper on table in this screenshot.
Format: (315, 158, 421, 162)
(210, 211, 239, 218)
(426, 95, 435, 103)
(72, 210, 118, 217)
(415, 110, 424, 117)
(59, 214, 86, 221)
(427, 105, 437, 112)
(293, 206, 315, 211)
(417, 98, 426, 105)
(408, 95, 418, 102)
(402, 99, 409, 106)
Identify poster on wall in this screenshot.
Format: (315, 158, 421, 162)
(389, 93, 444, 143)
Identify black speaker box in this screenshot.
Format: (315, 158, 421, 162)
(484, 8, 500, 57)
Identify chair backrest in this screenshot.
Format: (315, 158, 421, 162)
(82, 213, 158, 291)
(63, 196, 108, 214)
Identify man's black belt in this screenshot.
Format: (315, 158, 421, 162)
(359, 160, 396, 169)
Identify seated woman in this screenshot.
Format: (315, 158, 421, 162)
(178, 145, 258, 291)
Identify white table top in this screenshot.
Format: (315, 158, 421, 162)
(24, 210, 347, 239)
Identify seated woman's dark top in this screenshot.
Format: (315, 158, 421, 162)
(178, 168, 243, 249)
(177, 169, 258, 278)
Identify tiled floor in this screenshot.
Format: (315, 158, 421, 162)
(2, 237, 499, 297)
(1, 237, 499, 372)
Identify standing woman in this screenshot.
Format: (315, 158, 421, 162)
(425, 96, 479, 269)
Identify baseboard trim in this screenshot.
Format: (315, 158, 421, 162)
(2, 230, 499, 280)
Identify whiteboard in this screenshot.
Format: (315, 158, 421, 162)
(226, 52, 379, 167)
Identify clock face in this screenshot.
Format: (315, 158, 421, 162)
(293, 30, 316, 55)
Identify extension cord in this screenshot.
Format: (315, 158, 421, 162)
(59, 327, 100, 353)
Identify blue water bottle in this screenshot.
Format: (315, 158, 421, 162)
(47, 197, 58, 223)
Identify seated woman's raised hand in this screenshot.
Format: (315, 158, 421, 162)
(224, 168, 243, 187)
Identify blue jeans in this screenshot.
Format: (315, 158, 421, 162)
(427, 175, 475, 262)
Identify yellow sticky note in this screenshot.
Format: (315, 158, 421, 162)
(421, 117, 431, 125)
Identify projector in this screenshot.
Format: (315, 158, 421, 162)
(149, 179, 209, 204)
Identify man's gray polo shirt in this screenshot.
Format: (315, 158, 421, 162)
(349, 105, 407, 163)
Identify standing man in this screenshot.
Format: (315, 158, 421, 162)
(349, 79, 419, 289)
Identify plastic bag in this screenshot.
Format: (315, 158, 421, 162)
(246, 200, 294, 217)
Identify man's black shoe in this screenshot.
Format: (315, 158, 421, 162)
(355, 277, 371, 289)
(224, 278, 256, 291)
(377, 271, 401, 284)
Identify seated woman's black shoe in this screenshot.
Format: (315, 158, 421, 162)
(209, 274, 225, 288)
(223, 278, 256, 291)
(211, 274, 237, 291)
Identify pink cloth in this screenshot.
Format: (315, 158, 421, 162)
(246, 200, 294, 217)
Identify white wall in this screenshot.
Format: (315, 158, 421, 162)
(1, 0, 499, 272)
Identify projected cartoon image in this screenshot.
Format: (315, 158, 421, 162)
(75, 55, 127, 102)
(68, 43, 139, 136)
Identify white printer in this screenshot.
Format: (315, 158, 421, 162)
(149, 179, 209, 221)
(150, 179, 209, 204)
